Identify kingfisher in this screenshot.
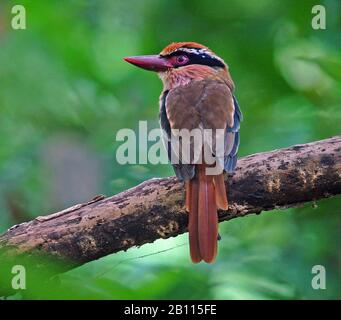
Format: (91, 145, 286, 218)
(124, 42, 242, 263)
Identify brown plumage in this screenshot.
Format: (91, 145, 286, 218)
(124, 42, 242, 263)
(165, 78, 232, 263)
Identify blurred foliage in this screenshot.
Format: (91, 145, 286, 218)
(0, 0, 340, 299)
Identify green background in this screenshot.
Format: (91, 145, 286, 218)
(0, 0, 340, 299)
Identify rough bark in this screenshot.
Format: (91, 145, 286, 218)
(0, 136, 340, 278)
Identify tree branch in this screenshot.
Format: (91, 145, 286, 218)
(0, 137, 340, 276)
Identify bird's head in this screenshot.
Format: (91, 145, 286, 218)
(124, 42, 229, 89)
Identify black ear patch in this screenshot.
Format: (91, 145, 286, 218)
(185, 52, 225, 68)
(167, 48, 225, 69)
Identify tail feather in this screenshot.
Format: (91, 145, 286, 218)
(188, 178, 202, 263)
(214, 174, 228, 210)
(185, 181, 191, 212)
(187, 164, 227, 263)
(198, 168, 217, 263)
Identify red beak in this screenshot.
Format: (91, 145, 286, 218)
(124, 55, 172, 72)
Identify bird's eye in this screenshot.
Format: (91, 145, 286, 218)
(175, 55, 189, 65)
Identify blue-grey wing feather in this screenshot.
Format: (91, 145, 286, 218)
(224, 95, 242, 172)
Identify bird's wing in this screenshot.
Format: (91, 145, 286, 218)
(194, 80, 235, 173)
(159, 86, 200, 181)
(224, 95, 242, 172)
(159, 79, 240, 180)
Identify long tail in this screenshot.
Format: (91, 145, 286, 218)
(187, 164, 228, 263)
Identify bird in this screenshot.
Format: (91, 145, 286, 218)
(124, 42, 242, 263)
